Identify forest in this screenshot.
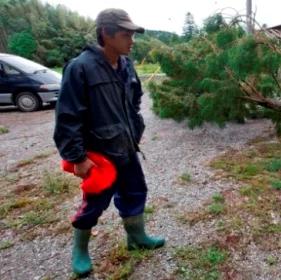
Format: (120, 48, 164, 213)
(0, 0, 185, 66)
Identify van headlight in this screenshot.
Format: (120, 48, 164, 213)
(39, 84, 60, 91)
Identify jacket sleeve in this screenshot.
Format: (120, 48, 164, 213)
(53, 60, 88, 163)
(132, 70, 144, 113)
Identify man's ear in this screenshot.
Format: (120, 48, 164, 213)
(101, 27, 110, 40)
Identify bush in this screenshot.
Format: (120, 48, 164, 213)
(8, 30, 37, 59)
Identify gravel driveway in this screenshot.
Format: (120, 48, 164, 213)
(0, 92, 278, 280)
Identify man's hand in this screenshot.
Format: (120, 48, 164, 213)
(74, 158, 96, 178)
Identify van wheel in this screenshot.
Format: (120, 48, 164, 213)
(16, 92, 42, 112)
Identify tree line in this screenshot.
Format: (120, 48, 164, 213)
(0, 0, 96, 66)
(0, 0, 201, 66)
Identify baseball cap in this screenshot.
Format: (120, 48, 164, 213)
(96, 8, 145, 33)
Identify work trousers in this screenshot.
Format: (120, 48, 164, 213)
(71, 153, 147, 229)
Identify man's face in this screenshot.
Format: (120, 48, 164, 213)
(104, 30, 135, 55)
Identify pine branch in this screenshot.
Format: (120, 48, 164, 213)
(271, 73, 281, 92)
(241, 95, 281, 111)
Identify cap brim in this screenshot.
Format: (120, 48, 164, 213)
(118, 21, 145, 33)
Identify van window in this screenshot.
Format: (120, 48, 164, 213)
(1, 56, 46, 74)
(3, 63, 21, 75)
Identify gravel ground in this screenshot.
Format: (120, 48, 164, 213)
(0, 92, 279, 280)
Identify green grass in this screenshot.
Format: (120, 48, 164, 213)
(21, 210, 57, 226)
(0, 126, 9, 134)
(179, 172, 192, 183)
(52, 67, 62, 74)
(0, 240, 14, 250)
(135, 63, 161, 75)
(96, 241, 152, 280)
(266, 159, 281, 172)
(212, 193, 225, 203)
(208, 203, 225, 215)
(53, 63, 162, 76)
(208, 193, 225, 215)
(0, 168, 78, 240)
(0, 197, 33, 218)
(266, 255, 278, 266)
(271, 180, 281, 190)
(42, 170, 73, 194)
(174, 245, 227, 280)
(144, 205, 155, 215)
(16, 151, 54, 168)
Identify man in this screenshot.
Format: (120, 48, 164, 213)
(54, 8, 165, 277)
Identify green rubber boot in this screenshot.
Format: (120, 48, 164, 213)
(71, 228, 92, 277)
(123, 214, 165, 250)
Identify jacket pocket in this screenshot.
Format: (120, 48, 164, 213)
(89, 123, 131, 165)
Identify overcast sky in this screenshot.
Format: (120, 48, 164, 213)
(43, 0, 280, 34)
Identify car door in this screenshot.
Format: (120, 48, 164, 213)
(0, 61, 26, 104)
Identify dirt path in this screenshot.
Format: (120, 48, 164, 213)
(0, 93, 278, 280)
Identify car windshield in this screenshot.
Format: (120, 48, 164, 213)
(1, 55, 47, 74)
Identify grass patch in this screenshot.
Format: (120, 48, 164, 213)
(208, 139, 281, 247)
(96, 242, 152, 280)
(135, 63, 161, 75)
(175, 139, 281, 278)
(208, 203, 225, 215)
(266, 255, 278, 266)
(179, 172, 192, 184)
(271, 180, 281, 190)
(2, 172, 19, 183)
(0, 240, 14, 250)
(176, 193, 226, 225)
(174, 244, 228, 280)
(208, 193, 225, 215)
(42, 170, 73, 194)
(20, 210, 57, 226)
(0, 126, 9, 134)
(144, 205, 156, 215)
(16, 151, 54, 168)
(16, 158, 34, 168)
(0, 168, 78, 240)
(0, 197, 33, 218)
(212, 193, 225, 203)
(52, 67, 62, 74)
(265, 158, 281, 172)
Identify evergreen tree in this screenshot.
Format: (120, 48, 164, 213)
(203, 13, 226, 34)
(182, 12, 198, 41)
(149, 23, 281, 133)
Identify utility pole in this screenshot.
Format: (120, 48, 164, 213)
(246, 0, 253, 33)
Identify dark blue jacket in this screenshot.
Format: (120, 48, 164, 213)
(53, 45, 145, 166)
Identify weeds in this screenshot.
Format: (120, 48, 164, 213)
(266, 255, 278, 266)
(144, 205, 155, 215)
(0, 168, 78, 240)
(208, 203, 224, 215)
(21, 210, 57, 226)
(0, 126, 9, 134)
(179, 172, 192, 184)
(0, 240, 14, 250)
(174, 244, 228, 280)
(265, 159, 281, 172)
(208, 193, 225, 215)
(16, 151, 54, 168)
(96, 242, 152, 280)
(42, 170, 73, 194)
(212, 193, 225, 203)
(0, 197, 33, 218)
(271, 180, 281, 190)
